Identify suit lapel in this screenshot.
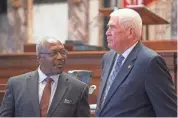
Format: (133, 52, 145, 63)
(97, 51, 117, 108)
(27, 70, 40, 117)
(101, 42, 143, 111)
(47, 72, 68, 117)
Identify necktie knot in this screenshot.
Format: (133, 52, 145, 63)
(117, 54, 124, 65)
(46, 78, 53, 83)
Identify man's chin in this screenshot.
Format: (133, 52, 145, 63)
(50, 68, 63, 75)
(56, 71, 62, 74)
(56, 68, 64, 74)
(108, 44, 112, 49)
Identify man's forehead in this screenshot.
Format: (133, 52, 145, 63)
(44, 40, 62, 46)
(43, 41, 63, 49)
(108, 16, 118, 26)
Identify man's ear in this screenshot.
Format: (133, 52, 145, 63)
(128, 28, 134, 39)
(37, 55, 42, 64)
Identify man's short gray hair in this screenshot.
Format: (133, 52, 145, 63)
(36, 36, 60, 55)
(110, 8, 142, 38)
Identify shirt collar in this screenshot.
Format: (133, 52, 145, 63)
(38, 67, 59, 83)
(120, 41, 138, 59)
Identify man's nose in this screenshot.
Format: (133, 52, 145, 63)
(106, 29, 110, 36)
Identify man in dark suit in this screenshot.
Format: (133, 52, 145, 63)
(95, 8, 177, 117)
(0, 37, 90, 117)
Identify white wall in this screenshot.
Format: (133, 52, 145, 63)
(33, 0, 100, 46)
(33, 3, 68, 44)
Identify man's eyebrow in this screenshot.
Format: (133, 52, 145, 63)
(107, 24, 115, 28)
(107, 24, 111, 28)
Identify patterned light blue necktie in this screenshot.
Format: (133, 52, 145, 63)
(102, 54, 125, 105)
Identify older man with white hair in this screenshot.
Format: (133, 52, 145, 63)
(0, 37, 90, 117)
(96, 8, 177, 117)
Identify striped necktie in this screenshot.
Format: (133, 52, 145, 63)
(102, 54, 125, 105)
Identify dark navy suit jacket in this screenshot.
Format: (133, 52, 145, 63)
(96, 42, 177, 117)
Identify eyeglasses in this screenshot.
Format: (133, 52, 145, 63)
(39, 49, 68, 57)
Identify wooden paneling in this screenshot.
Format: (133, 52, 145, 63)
(0, 51, 177, 104)
(24, 40, 177, 52)
(24, 44, 74, 52)
(142, 40, 177, 51)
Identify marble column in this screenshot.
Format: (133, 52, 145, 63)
(68, 0, 89, 43)
(147, 0, 174, 40)
(171, 0, 177, 39)
(0, 0, 28, 54)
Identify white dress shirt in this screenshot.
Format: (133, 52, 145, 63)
(38, 67, 59, 111)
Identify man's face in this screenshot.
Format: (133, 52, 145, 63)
(38, 41, 67, 76)
(106, 16, 128, 53)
